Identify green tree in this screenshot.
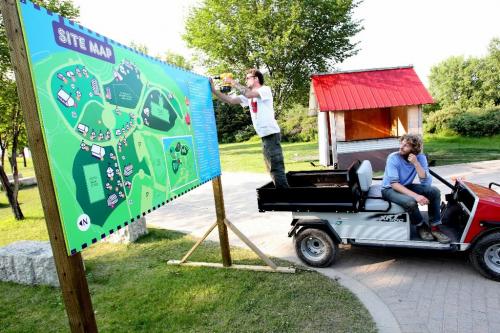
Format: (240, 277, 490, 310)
(130, 41, 149, 55)
(429, 38, 500, 110)
(0, 0, 80, 220)
(213, 100, 252, 143)
(184, 0, 361, 117)
(162, 50, 193, 70)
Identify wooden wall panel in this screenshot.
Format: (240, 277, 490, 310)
(344, 108, 391, 141)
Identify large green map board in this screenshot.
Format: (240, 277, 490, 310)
(18, 0, 221, 255)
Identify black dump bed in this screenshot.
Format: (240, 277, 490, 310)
(257, 161, 361, 212)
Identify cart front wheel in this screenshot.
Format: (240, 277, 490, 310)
(470, 232, 500, 281)
(294, 228, 338, 267)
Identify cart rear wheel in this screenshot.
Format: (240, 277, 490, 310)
(294, 228, 338, 267)
(470, 232, 500, 281)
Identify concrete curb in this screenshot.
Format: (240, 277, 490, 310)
(312, 266, 401, 333)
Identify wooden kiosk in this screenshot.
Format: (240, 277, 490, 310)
(309, 66, 434, 171)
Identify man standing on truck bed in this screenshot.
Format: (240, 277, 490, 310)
(209, 69, 289, 188)
(381, 134, 451, 244)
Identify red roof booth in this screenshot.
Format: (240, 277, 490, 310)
(309, 66, 433, 170)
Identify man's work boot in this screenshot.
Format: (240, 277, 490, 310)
(417, 226, 434, 241)
(431, 227, 451, 244)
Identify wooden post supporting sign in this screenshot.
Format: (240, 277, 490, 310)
(0, 0, 98, 331)
(212, 176, 232, 266)
(169, 176, 295, 274)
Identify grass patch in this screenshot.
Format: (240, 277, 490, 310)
(0, 186, 47, 246)
(0, 188, 376, 333)
(220, 135, 500, 173)
(424, 134, 500, 166)
(1, 157, 36, 178)
(220, 141, 327, 173)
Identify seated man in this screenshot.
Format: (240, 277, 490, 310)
(381, 134, 450, 244)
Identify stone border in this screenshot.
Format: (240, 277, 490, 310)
(312, 266, 401, 333)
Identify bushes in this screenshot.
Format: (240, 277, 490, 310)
(214, 99, 317, 143)
(424, 106, 462, 134)
(449, 107, 500, 136)
(425, 106, 500, 137)
(278, 104, 317, 142)
(214, 100, 252, 143)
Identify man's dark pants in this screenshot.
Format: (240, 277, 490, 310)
(382, 184, 442, 227)
(261, 133, 289, 188)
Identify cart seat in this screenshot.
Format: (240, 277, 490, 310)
(356, 160, 405, 213)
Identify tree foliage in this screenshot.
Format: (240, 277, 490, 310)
(0, 0, 79, 220)
(213, 100, 252, 143)
(184, 0, 361, 116)
(449, 106, 500, 137)
(162, 50, 193, 70)
(429, 38, 500, 110)
(129, 41, 149, 55)
(279, 104, 317, 142)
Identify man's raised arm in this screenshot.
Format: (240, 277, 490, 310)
(209, 78, 242, 105)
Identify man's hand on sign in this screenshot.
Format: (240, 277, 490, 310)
(209, 77, 217, 93)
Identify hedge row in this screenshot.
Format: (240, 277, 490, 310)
(425, 106, 500, 136)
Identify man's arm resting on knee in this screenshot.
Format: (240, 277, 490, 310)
(391, 182, 429, 205)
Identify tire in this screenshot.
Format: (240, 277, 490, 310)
(470, 232, 500, 281)
(294, 228, 338, 267)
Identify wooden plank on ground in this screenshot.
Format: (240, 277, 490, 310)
(168, 260, 295, 273)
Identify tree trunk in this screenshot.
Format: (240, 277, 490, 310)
(0, 164, 23, 220)
(0, 145, 6, 168)
(22, 150, 27, 167)
(3, 127, 24, 220)
(11, 131, 24, 220)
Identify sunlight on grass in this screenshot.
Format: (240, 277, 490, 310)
(220, 136, 500, 172)
(1, 157, 35, 178)
(0, 227, 376, 333)
(0, 186, 375, 332)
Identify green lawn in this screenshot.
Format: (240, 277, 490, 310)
(424, 134, 500, 166)
(0, 186, 46, 246)
(220, 140, 326, 173)
(220, 135, 500, 173)
(0, 187, 376, 333)
(1, 156, 36, 178)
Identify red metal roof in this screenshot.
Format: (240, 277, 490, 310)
(311, 66, 434, 112)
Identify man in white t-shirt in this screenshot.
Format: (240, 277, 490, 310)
(209, 68, 289, 188)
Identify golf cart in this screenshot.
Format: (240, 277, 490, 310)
(257, 160, 500, 281)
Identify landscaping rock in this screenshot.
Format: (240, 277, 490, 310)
(0, 241, 59, 287)
(0, 176, 37, 191)
(105, 217, 148, 244)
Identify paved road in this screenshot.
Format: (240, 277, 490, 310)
(148, 160, 500, 333)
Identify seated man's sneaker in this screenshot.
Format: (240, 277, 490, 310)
(431, 228, 451, 244)
(417, 226, 434, 241)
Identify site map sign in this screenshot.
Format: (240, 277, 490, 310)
(18, 0, 221, 254)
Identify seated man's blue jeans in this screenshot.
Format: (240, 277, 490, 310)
(381, 184, 442, 227)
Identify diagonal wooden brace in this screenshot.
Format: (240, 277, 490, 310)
(224, 218, 278, 270)
(180, 221, 218, 264)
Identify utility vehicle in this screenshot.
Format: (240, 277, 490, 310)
(257, 160, 500, 281)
